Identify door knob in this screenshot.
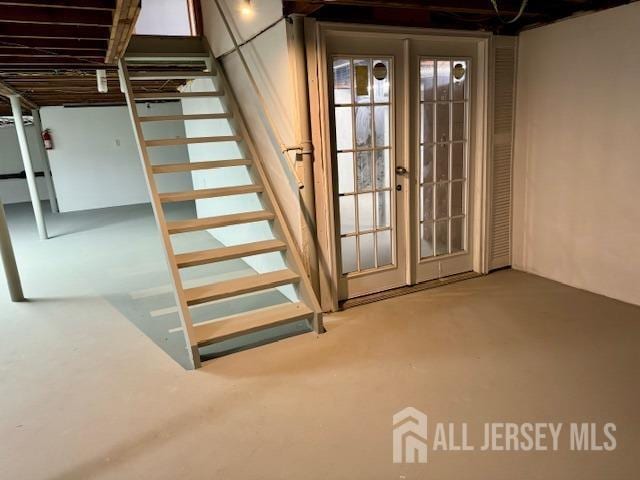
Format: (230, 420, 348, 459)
(395, 166, 408, 175)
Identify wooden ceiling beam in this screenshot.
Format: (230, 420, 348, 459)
(0, 38, 108, 49)
(0, 23, 111, 40)
(286, 0, 543, 16)
(0, 5, 114, 26)
(0, 79, 37, 110)
(105, 0, 141, 63)
(0, 47, 105, 57)
(0, 0, 116, 9)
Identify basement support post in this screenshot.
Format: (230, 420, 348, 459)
(291, 14, 320, 296)
(31, 109, 59, 213)
(9, 95, 47, 240)
(0, 199, 24, 302)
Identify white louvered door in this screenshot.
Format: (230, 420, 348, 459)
(489, 36, 517, 270)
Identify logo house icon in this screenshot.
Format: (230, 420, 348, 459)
(393, 407, 428, 463)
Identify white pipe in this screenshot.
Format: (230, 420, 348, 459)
(10, 95, 48, 240)
(291, 15, 320, 295)
(0, 198, 24, 302)
(31, 109, 59, 213)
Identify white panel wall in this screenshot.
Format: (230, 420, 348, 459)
(200, 0, 303, 246)
(135, 0, 191, 36)
(0, 125, 49, 204)
(41, 103, 191, 212)
(512, 3, 640, 306)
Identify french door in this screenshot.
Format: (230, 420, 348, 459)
(325, 32, 479, 301)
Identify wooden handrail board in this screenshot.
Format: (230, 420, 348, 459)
(194, 302, 313, 346)
(185, 269, 299, 306)
(175, 239, 286, 268)
(129, 70, 215, 80)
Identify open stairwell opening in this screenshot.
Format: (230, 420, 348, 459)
(118, 35, 323, 369)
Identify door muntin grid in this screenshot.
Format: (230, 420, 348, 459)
(331, 57, 395, 276)
(419, 58, 470, 260)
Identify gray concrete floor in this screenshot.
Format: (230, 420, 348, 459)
(1, 202, 639, 479)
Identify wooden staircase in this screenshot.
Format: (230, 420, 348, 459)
(118, 36, 322, 369)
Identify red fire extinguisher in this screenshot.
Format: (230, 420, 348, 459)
(42, 129, 53, 150)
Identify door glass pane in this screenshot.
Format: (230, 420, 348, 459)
(373, 59, 390, 103)
(355, 106, 372, 148)
(420, 60, 435, 101)
(375, 149, 390, 189)
(341, 236, 357, 274)
(374, 105, 390, 147)
(451, 217, 464, 253)
(436, 103, 449, 142)
(422, 184, 434, 222)
(452, 102, 465, 141)
(339, 196, 355, 234)
(333, 56, 395, 276)
(377, 230, 392, 267)
(421, 222, 434, 258)
(422, 103, 434, 144)
(358, 193, 374, 231)
(359, 233, 375, 270)
(337, 152, 354, 194)
(436, 144, 449, 181)
(435, 183, 448, 219)
(436, 60, 451, 101)
(435, 220, 448, 256)
(335, 107, 353, 150)
(452, 143, 464, 180)
(356, 150, 373, 191)
(451, 181, 464, 216)
(452, 60, 467, 101)
(376, 190, 390, 228)
(422, 144, 434, 183)
(333, 58, 352, 104)
(353, 59, 371, 104)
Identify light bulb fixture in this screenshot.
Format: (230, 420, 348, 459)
(240, 0, 253, 17)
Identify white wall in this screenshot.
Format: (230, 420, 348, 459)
(135, 0, 191, 36)
(200, 0, 303, 246)
(41, 103, 192, 212)
(512, 3, 640, 306)
(0, 124, 50, 204)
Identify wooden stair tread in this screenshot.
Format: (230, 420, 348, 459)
(129, 70, 215, 80)
(175, 239, 287, 268)
(159, 184, 262, 203)
(134, 91, 223, 101)
(139, 113, 232, 123)
(195, 302, 313, 347)
(185, 269, 300, 306)
(167, 210, 275, 234)
(145, 135, 240, 147)
(151, 159, 250, 174)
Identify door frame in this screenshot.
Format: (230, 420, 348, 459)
(304, 20, 492, 312)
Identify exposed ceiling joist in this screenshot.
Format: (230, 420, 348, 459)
(0, 5, 114, 27)
(0, 79, 38, 110)
(105, 0, 141, 63)
(0, 23, 111, 40)
(0, 0, 116, 9)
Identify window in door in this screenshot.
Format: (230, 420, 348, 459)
(419, 58, 470, 259)
(332, 57, 394, 275)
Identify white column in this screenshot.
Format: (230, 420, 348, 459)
(0, 198, 24, 302)
(10, 95, 47, 240)
(31, 109, 59, 213)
